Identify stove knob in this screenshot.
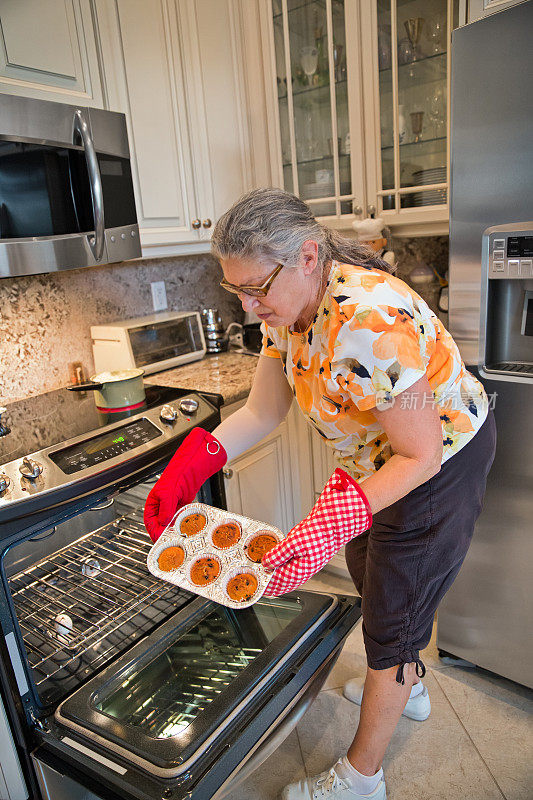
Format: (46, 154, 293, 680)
(0, 474, 11, 494)
(19, 457, 43, 480)
(160, 404, 178, 423)
(179, 398, 199, 415)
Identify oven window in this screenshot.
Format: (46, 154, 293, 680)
(0, 141, 136, 239)
(94, 599, 302, 738)
(129, 317, 204, 367)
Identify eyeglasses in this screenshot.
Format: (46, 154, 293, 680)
(219, 263, 284, 297)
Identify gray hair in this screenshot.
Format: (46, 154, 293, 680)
(211, 187, 393, 273)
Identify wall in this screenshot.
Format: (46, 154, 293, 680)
(0, 254, 243, 404)
(392, 235, 449, 316)
(0, 236, 449, 405)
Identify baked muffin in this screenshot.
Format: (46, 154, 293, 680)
(180, 512, 207, 536)
(190, 556, 221, 586)
(226, 573, 259, 603)
(158, 546, 185, 571)
(212, 521, 241, 549)
(246, 532, 278, 563)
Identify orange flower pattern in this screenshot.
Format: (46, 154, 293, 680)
(261, 261, 488, 481)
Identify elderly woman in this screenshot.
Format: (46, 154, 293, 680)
(145, 188, 496, 800)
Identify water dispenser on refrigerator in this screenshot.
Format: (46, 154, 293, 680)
(480, 223, 533, 381)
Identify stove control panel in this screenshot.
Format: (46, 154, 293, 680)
(179, 398, 199, 415)
(160, 404, 178, 423)
(0, 392, 217, 519)
(49, 418, 162, 475)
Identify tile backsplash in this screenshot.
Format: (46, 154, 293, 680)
(392, 235, 449, 317)
(0, 236, 449, 404)
(0, 254, 243, 404)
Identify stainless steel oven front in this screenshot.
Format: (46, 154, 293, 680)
(0, 94, 140, 279)
(0, 396, 362, 800)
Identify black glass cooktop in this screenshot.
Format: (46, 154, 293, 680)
(0, 384, 201, 467)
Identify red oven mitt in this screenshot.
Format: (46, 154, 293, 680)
(261, 468, 372, 597)
(144, 427, 227, 542)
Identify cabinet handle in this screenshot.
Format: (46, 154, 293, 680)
(352, 203, 363, 216)
(223, 467, 233, 479)
(367, 204, 376, 216)
(202, 218, 212, 229)
(192, 219, 201, 229)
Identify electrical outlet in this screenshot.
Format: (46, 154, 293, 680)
(151, 281, 167, 312)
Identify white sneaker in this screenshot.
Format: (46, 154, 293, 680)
(343, 677, 431, 721)
(281, 762, 386, 800)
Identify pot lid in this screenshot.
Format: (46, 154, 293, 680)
(91, 369, 144, 384)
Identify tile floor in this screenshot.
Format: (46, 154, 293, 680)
(231, 570, 533, 800)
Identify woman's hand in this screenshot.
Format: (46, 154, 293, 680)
(144, 428, 227, 542)
(261, 469, 372, 597)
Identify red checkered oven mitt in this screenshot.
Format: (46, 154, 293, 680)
(261, 468, 372, 597)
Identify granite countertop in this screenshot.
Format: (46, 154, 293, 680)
(145, 351, 259, 406)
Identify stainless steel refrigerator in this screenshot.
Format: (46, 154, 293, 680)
(437, 0, 533, 688)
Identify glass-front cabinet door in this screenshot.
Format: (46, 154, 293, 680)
(360, 0, 458, 232)
(270, 0, 366, 222)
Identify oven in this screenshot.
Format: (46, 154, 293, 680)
(0, 384, 362, 800)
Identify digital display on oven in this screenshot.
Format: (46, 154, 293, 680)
(48, 419, 162, 474)
(507, 236, 533, 257)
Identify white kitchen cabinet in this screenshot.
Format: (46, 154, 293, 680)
(310, 427, 337, 497)
(464, 0, 525, 22)
(220, 400, 296, 531)
(248, 0, 461, 236)
(221, 396, 351, 578)
(359, 0, 457, 236)
(220, 398, 321, 532)
(0, 0, 105, 107)
(96, 0, 252, 257)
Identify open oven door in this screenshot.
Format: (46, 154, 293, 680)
(33, 591, 361, 800)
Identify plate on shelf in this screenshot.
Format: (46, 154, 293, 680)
(412, 166, 446, 185)
(412, 189, 447, 206)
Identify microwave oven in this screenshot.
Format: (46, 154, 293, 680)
(0, 94, 140, 278)
(92, 311, 206, 375)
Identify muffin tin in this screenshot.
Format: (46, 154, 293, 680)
(146, 503, 285, 608)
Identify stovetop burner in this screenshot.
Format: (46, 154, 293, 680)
(0, 384, 197, 466)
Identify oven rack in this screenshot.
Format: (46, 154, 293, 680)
(8, 509, 194, 706)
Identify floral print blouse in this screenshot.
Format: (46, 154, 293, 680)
(261, 261, 489, 481)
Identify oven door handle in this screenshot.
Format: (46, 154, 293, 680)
(73, 109, 105, 262)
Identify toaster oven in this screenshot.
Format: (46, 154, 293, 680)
(92, 311, 206, 376)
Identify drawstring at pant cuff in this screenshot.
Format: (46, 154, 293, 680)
(395, 658, 426, 685)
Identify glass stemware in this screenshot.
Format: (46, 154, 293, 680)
(300, 46, 318, 87)
(404, 18, 425, 61)
(428, 86, 445, 138)
(426, 16, 445, 55)
(410, 111, 424, 143)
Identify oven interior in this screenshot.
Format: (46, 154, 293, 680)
(1, 479, 199, 714)
(1, 479, 361, 800)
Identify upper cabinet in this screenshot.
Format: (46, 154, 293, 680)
(465, 0, 525, 22)
(256, 0, 460, 235)
(0, 0, 105, 107)
(0, 0, 253, 257)
(359, 0, 458, 235)
(96, 0, 252, 256)
(269, 0, 366, 221)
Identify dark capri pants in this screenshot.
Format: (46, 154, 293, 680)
(345, 410, 497, 683)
